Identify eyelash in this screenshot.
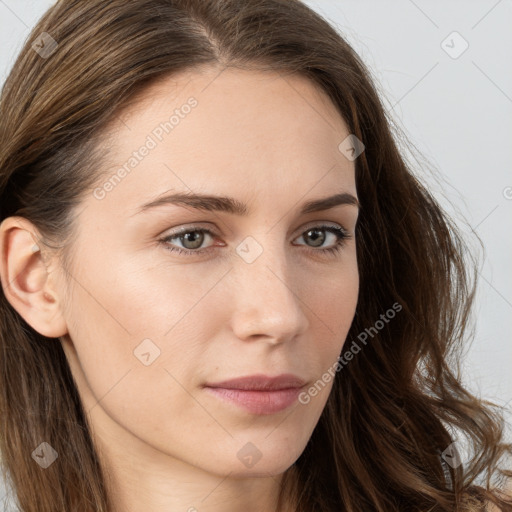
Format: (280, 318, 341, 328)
(158, 224, 351, 257)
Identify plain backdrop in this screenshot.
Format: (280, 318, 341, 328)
(1, 0, 511, 508)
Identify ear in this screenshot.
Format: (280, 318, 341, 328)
(0, 216, 68, 338)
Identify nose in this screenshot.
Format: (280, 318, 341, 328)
(228, 239, 310, 345)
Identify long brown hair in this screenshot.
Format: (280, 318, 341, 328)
(0, 1, 510, 510)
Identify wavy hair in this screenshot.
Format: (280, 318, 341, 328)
(0, 1, 511, 510)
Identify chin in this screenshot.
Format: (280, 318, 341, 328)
(227, 458, 296, 478)
(225, 440, 304, 478)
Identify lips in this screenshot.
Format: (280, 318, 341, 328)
(203, 373, 307, 414)
(204, 373, 306, 391)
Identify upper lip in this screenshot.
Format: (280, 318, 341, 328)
(204, 373, 306, 391)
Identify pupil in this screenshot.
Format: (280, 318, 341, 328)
(179, 228, 328, 251)
(307, 228, 325, 247)
(183, 231, 203, 249)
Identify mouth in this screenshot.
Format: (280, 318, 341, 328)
(203, 373, 306, 415)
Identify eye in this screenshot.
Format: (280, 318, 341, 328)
(158, 224, 352, 256)
(159, 227, 217, 255)
(293, 225, 351, 256)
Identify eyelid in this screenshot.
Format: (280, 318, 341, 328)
(158, 221, 352, 258)
(300, 220, 347, 232)
(160, 220, 349, 240)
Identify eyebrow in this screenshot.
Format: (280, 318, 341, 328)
(132, 191, 360, 217)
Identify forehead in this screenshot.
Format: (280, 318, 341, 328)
(117, 66, 347, 131)
(90, 66, 356, 218)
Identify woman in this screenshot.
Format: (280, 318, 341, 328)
(0, 1, 510, 511)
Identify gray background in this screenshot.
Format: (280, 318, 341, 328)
(1, 0, 511, 508)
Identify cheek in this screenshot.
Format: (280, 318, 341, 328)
(62, 271, 207, 445)
(61, 250, 228, 407)
(312, 265, 359, 387)
(292, 265, 358, 414)
(65, 241, 358, 367)
(59, 246, 359, 474)
(309, 256, 359, 336)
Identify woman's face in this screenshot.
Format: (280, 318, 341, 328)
(56, 67, 360, 479)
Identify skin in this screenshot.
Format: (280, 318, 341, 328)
(0, 66, 360, 512)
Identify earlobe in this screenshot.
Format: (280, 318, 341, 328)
(0, 216, 68, 338)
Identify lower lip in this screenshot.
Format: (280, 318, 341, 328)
(203, 386, 302, 415)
